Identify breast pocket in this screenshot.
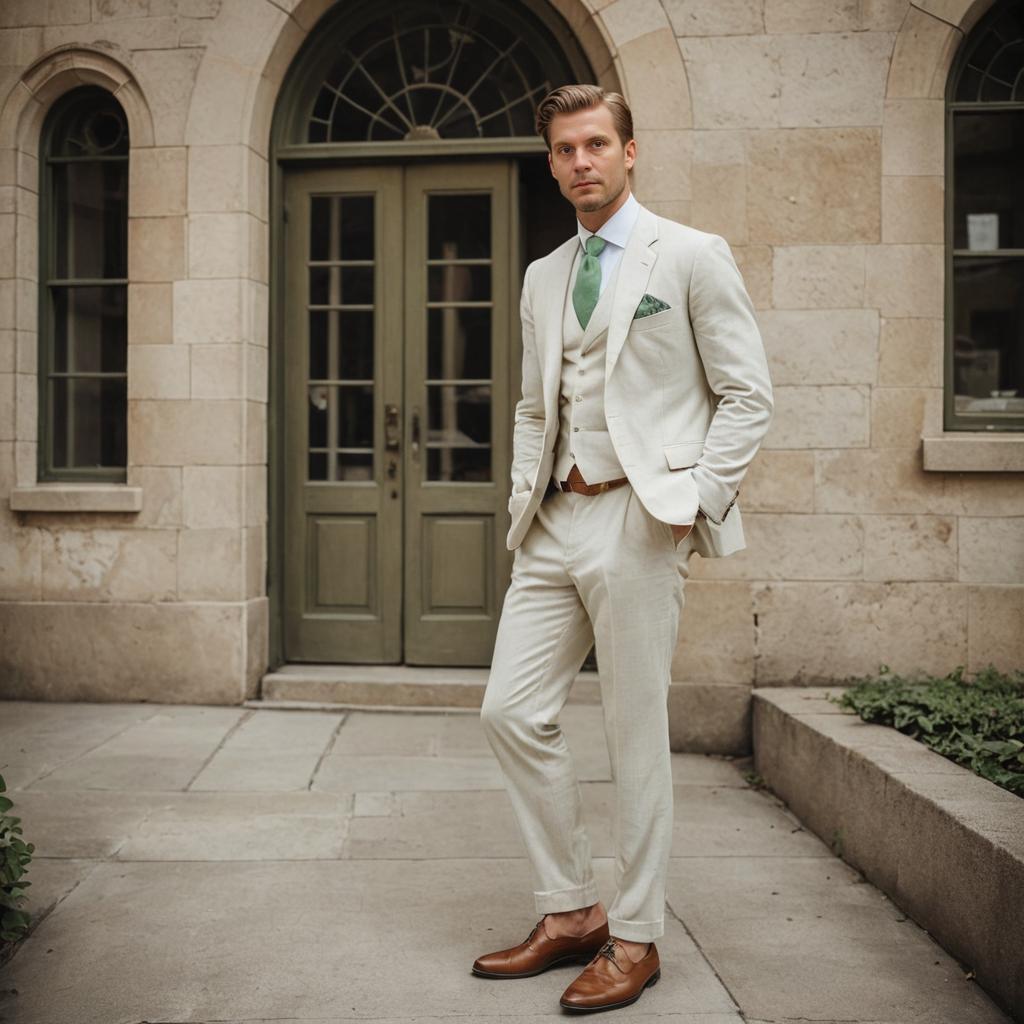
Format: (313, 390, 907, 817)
(630, 305, 680, 333)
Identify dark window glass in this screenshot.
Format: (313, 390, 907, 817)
(42, 87, 130, 476)
(952, 111, 1024, 251)
(948, 3, 1024, 429)
(951, 257, 1024, 418)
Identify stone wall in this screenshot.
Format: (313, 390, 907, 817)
(0, 0, 1020, 707)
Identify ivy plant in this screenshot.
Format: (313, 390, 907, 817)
(0, 772, 34, 952)
(828, 665, 1024, 797)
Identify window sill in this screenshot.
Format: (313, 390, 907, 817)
(921, 434, 1024, 473)
(10, 484, 143, 513)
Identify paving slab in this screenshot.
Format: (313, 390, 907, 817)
(0, 700, 159, 789)
(190, 709, 345, 791)
(6, 790, 165, 858)
(25, 705, 246, 791)
(13, 857, 100, 925)
(115, 791, 353, 860)
(666, 855, 1010, 1024)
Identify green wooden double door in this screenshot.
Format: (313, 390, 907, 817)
(283, 161, 519, 665)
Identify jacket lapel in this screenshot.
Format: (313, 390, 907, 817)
(606, 204, 659, 378)
(537, 236, 577, 430)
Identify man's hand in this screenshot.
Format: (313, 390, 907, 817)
(670, 522, 694, 545)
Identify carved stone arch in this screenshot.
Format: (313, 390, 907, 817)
(1, 46, 154, 163)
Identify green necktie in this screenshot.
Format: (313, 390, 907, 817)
(572, 234, 607, 329)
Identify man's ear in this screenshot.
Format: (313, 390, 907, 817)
(547, 150, 555, 178)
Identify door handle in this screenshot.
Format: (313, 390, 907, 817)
(411, 406, 421, 463)
(385, 403, 400, 452)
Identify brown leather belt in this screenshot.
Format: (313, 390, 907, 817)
(549, 463, 629, 496)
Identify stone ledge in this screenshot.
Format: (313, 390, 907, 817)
(753, 686, 1024, 1019)
(9, 484, 143, 512)
(922, 433, 1024, 472)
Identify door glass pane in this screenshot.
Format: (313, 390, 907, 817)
(428, 195, 491, 258)
(951, 256, 1024, 420)
(428, 264, 490, 301)
(309, 310, 374, 381)
(427, 308, 491, 379)
(425, 192, 493, 481)
(307, 194, 376, 482)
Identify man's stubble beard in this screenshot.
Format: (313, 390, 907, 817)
(564, 171, 628, 215)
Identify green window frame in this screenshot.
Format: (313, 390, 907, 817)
(37, 85, 129, 482)
(944, 0, 1024, 432)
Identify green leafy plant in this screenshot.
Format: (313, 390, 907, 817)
(0, 771, 34, 950)
(828, 665, 1024, 797)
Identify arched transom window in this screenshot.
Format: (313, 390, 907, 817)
(277, 0, 588, 148)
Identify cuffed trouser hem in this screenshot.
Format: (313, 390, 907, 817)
(533, 882, 601, 915)
(607, 915, 664, 942)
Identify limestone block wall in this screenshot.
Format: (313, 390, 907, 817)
(0, 0, 1020, 706)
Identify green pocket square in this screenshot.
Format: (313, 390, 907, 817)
(632, 293, 672, 319)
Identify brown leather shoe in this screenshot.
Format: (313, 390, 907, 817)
(559, 937, 661, 1012)
(471, 917, 610, 979)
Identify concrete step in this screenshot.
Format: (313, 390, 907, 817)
(753, 686, 1024, 1021)
(256, 664, 602, 711)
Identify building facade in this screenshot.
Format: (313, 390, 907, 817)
(0, 0, 1021, 741)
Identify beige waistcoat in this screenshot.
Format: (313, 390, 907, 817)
(551, 245, 626, 485)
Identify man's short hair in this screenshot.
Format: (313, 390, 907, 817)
(535, 84, 634, 151)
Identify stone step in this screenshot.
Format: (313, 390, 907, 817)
(753, 686, 1024, 1021)
(256, 664, 601, 711)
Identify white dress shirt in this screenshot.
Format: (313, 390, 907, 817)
(576, 190, 640, 296)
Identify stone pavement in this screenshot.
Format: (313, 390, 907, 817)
(0, 700, 1012, 1024)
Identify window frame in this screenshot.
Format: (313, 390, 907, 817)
(943, 0, 1024, 433)
(37, 85, 130, 483)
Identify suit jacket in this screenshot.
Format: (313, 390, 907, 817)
(506, 200, 774, 559)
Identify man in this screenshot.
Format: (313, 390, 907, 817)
(473, 84, 773, 1013)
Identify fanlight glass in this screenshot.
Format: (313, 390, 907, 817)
(308, 1, 561, 142)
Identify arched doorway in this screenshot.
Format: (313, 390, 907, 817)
(269, 0, 600, 666)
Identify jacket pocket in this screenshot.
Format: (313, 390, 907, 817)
(662, 440, 704, 470)
(629, 305, 680, 332)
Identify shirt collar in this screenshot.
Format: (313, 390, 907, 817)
(576, 191, 640, 252)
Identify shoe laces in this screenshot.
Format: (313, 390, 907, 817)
(596, 938, 621, 963)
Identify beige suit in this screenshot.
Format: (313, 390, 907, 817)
(507, 201, 773, 555)
(480, 200, 773, 943)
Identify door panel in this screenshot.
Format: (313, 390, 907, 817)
(283, 160, 515, 665)
(402, 162, 512, 665)
(284, 167, 403, 663)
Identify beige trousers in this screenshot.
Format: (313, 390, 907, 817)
(480, 479, 696, 942)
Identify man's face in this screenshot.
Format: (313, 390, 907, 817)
(547, 102, 636, 216)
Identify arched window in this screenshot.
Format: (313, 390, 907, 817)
(38, 86, 129, 480)
(274, 0, 589, 148)
(946, 1, 1024, 431)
